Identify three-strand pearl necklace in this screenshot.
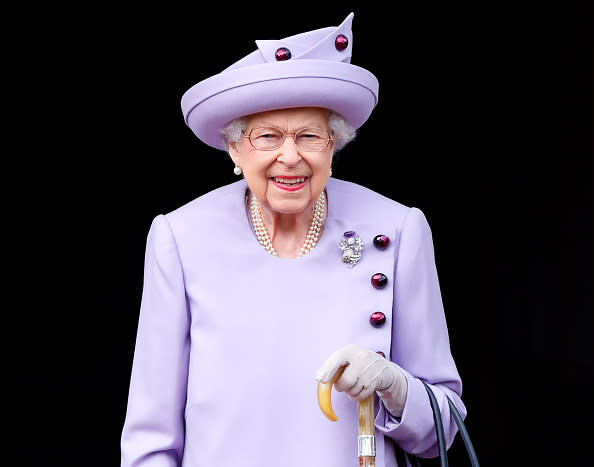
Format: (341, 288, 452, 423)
(249, 192, 326, 257)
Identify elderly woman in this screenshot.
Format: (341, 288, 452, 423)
(121, 13, 466, 467)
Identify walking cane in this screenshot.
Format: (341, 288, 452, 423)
(318, 365, 376, 467)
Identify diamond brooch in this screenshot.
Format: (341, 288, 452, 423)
(340, 230, 363, 267)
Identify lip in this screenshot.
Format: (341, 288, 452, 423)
(270, 176, 308, 192)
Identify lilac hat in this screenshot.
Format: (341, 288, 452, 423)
(181, 13, 379, 150)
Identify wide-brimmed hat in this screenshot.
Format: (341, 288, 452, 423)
(180, 13, 379, 150)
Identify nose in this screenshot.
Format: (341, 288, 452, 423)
(276, 136, 302, 166)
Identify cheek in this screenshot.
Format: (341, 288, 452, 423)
(240, 147, 264, 175)
(241, 154, 273, 196)
(309, 156, 332, 193)
(312, 155, 332, 178)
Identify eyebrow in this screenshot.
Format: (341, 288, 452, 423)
(251, 121, 327, 129)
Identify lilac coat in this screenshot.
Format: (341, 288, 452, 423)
(120, 177, 466, 466)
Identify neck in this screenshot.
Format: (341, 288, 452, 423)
(249, 192, 327, 258)
(261, 205, 313, 240)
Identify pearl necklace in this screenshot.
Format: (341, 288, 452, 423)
(249, 192, 326, 257)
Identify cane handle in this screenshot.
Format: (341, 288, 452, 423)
(317, 364, 347, 421)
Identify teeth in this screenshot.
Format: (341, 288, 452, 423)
(273, 177, 305, 185)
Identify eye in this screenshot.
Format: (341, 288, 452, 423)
(300, 133, 323, 139)
(251, 128, 282, 140)
(297, 129, 325, 140)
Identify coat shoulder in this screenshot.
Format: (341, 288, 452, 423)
(327, 178, 412, 224)
(162, 180, 248, 238)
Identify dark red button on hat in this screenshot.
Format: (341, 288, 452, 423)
(335, 34, 348, 51)
(275, 47, 291, 61)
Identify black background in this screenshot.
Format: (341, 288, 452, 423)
(12, 2, 591, 466)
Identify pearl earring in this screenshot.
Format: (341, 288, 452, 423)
(234, 166, 242, 175)
(329, 168, 333, 177)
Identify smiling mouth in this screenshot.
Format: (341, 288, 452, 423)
(271, 176, 307, 186)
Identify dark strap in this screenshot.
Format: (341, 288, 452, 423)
(447, 396, 480, 466)
(393, 383, 479, 466)
(423, 382, 449, 467)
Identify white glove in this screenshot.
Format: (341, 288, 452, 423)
(316, 344, 408, 417)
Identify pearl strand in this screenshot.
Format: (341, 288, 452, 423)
(249, 192, 326, 257)
(298, 192, 326, 256)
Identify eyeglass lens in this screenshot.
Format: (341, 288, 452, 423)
(248, 127, 331, 151)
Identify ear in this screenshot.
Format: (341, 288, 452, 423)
(329, 140, 336, 154)
(325, 139, 336, 160)
(228, 141, 241, 167)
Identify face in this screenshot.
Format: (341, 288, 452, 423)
(228, 107, 334, 216)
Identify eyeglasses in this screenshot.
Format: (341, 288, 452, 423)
(242, 127, 334, 152)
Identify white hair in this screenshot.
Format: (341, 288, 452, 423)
(220, 117, 247, 147)
(219, 110, 356, 152)
(327, 111, 357, 151)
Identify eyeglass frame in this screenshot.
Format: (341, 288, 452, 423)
(241, 126, 335, 152)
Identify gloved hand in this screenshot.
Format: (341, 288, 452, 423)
(316, 344, 408, 417)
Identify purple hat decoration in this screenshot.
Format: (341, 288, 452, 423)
(181, 13, 379, 150)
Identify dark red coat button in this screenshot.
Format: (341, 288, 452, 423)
(373, 234, 390, 249)
(275, 47, 291, 61)
(371, 273, 388, 289)
(335, 34, 349, 51)
(370, 312, 386, 327)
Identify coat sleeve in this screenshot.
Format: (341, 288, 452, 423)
(121, 215, 191, 467)
(374, 207, 467, 458)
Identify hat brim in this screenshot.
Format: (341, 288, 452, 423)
(181, 60, 379, 150)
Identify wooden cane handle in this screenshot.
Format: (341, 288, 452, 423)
(358, 396, 375, 466)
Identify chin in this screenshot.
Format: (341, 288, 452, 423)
(267, 197, 312, 215)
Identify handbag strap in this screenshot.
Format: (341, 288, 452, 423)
(393, 383, 479, 466)
(446, 396, 480, 466)
(423, 382, 449, 467)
